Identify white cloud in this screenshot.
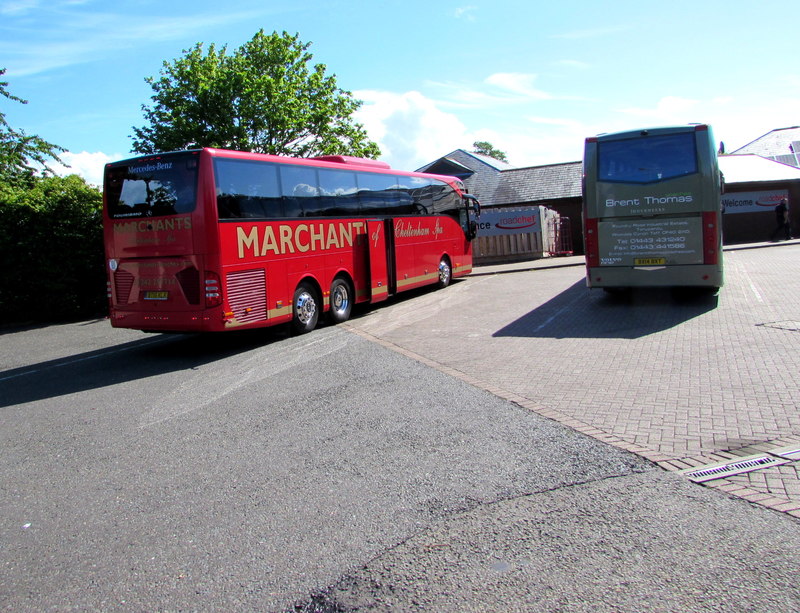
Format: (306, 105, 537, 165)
(353, 87, 589, 171)
(353, 84, 800, 175)
(705, 97, 800, 151)
(51, 150, 120, 186)
(1, 0, 88, 14)
(354, 90, 475, 170)
(612, 93, 800, 152)
(484, 73, 552, 101)
(424, 72, 561, 111)
(0, 0, 39, 15)
(551, 25, 633, 40)
(617, 96, 701, 121)
(1, 8, 272, 77)
(556, 59, 590, 70)
(454, 5, 477, 21)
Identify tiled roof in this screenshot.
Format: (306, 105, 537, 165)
(490, 161, 582, 205)
(418, 143, 800, 209)
(418, 149, 581, 206)
(417, 149, 511, 203)
(731, 126, 800, 165)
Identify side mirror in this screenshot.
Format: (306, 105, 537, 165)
(464, 193, 481, 216)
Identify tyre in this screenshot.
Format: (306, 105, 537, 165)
(328, 278, 353, 324)
(437, 257, 452, 289)
(291, 281, 320, 334)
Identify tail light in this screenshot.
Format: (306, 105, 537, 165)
(204, 271, 222, 307)
(584, 218, 599, 267)
(702, 212, 719, 265)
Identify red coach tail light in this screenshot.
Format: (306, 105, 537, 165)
(702, 212, 719, 265)
(584, 218, 600, 267)
(205, 271, 222, 308)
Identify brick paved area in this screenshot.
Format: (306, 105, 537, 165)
(344, 242, 800, 518)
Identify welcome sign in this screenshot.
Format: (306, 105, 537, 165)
(476, 208, 542, 237)
(722, 190, 789, 214)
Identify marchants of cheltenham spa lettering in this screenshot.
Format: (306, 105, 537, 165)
(236, 221, 366, 258)
(114, 216, 192, 233)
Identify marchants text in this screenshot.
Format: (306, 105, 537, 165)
(236, 222, 366, 258)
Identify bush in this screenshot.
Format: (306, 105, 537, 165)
(0, 174, 106, 323)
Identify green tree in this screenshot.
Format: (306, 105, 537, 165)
(0, 72, 103, 323)
(132, 30, 380, 159)
(0, 174, 104, 322)
(472, 141, 508, 163)
(0, 68, 65, 188)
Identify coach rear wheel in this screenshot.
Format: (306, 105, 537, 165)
(291, 281, 320, 334)
(437, 257, 452, 288)
(328, 278, 353, 324)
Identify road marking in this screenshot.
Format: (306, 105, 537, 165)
(747, 276, 764, 303)
(533, 293, 584, 333)
(732, 259, 764, 303)
(138, 331, 349, 427)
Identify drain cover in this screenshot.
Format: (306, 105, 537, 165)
(682, 455, 789, 483)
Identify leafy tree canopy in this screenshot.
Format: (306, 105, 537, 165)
(131, 30, 381, 159)
(0, 174, 104, 322)
(0, 68, 65, 188)
(472, 141, 508, 163)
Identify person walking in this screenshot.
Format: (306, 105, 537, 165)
(771, 199, 791, 241)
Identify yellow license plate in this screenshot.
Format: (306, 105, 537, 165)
(634, 258, 666, 266)
(143, 291, 169, 300)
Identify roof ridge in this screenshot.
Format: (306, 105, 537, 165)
(731, 126, 800, 154)
(503, 160, 582, 173)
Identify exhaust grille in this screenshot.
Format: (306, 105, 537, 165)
(226, 269, 267, 323)
(114, 269, 135, 305)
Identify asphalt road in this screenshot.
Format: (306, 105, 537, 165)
(1, 320, 647, 611)
(2, 261, 800, 611)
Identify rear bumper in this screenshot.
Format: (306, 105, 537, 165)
(109, 309, 219, 332)
(586, 264, 723, 288)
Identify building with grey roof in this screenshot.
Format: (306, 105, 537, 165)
(730, 126, 800, 167)
(420, 138, 800, 254)
(718, 154, 800, 243)
(419, 150, 584, 253)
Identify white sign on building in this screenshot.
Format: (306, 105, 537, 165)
(722, 190, 788, 214)
(476, 208, 542, 237)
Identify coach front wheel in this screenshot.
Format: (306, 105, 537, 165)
(291, 281, 320, 334)
(437, 257, 452, 288)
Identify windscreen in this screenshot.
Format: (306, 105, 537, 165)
(598, 132, 697, 184)
(106, 154, 199, 219)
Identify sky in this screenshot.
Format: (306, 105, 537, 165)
(2, 0, 799, 186)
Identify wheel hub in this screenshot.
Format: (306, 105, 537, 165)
(296, 292, 316, 324)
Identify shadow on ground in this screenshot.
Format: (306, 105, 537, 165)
(494, 280, 718, 340)
(0, 327, 288, 408)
